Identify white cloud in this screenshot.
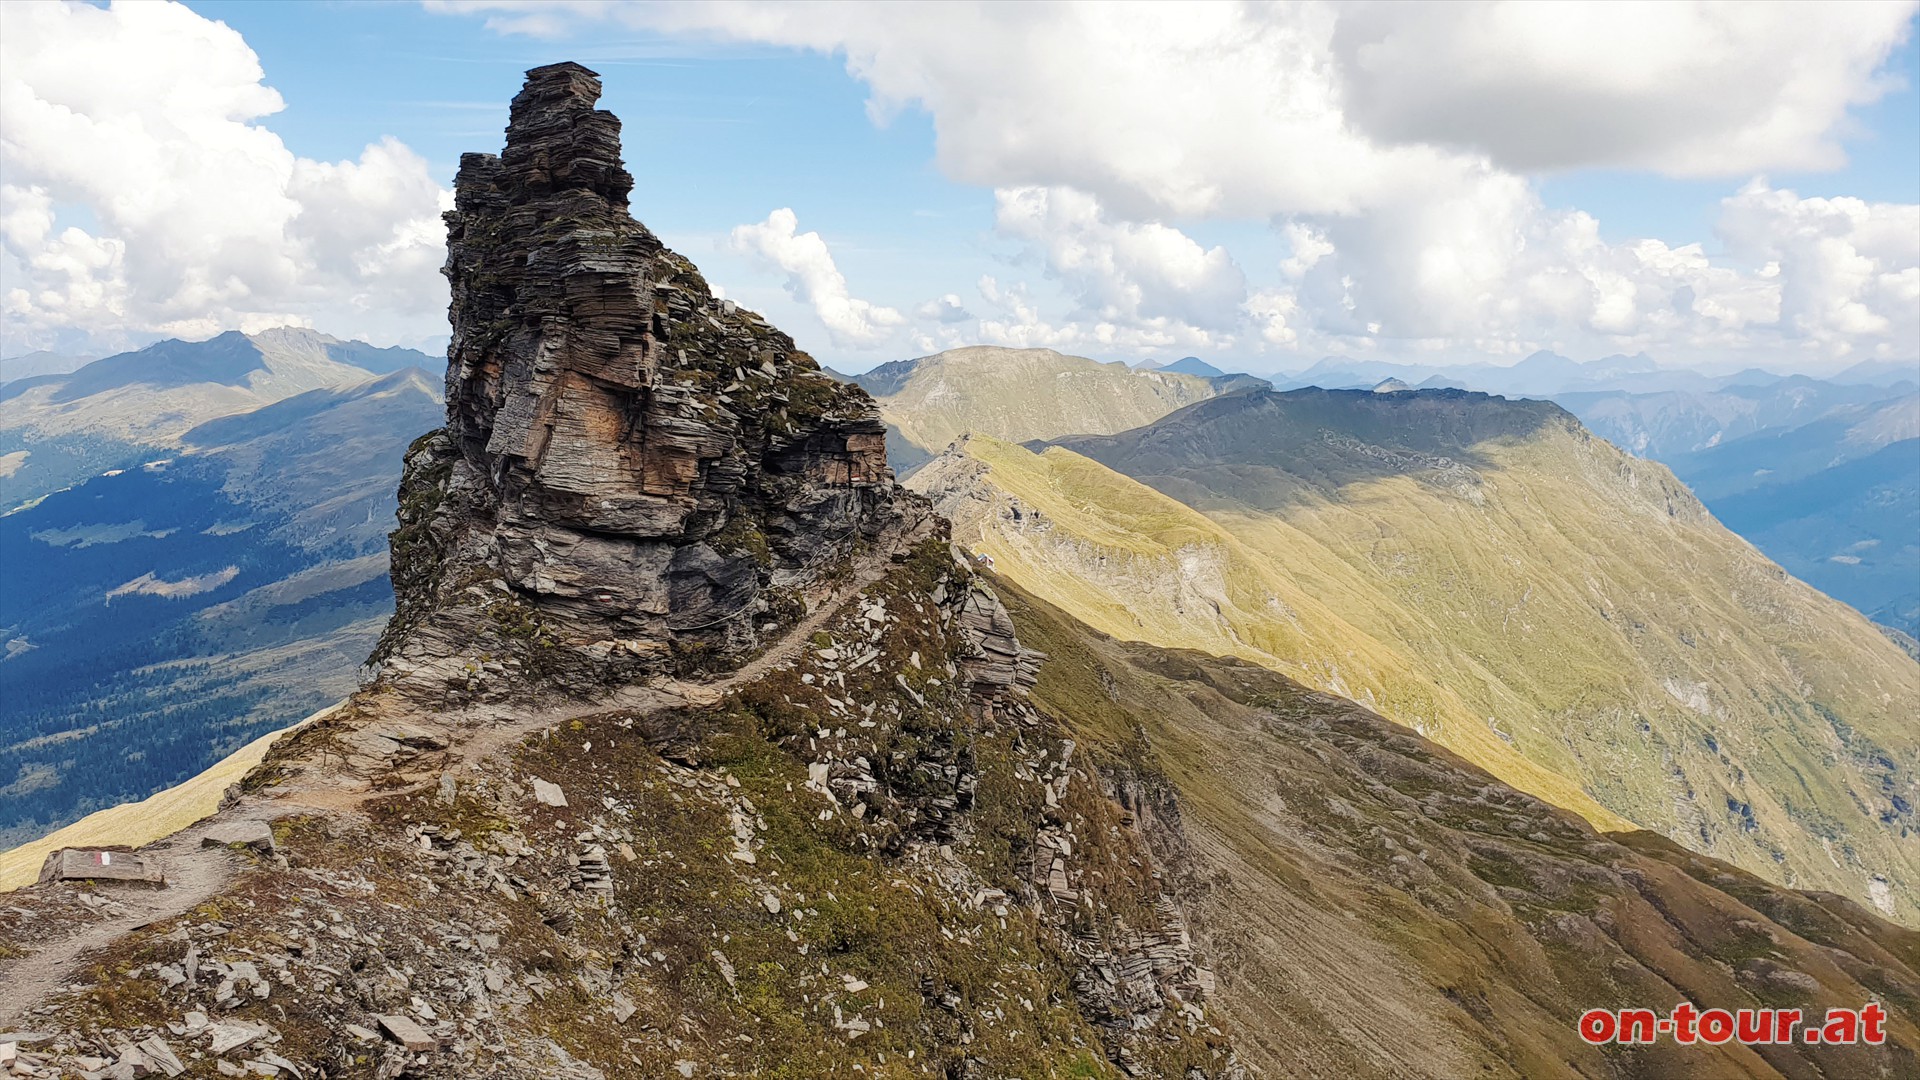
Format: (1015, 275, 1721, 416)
(1718, 182, 1920, 352)
(12, 0, 1909, 368)
(436, 0, 1919, 368)
(0, 0, 450, 354)
(729, 208, 906, 347)
(1277, 179, 1918, 360)
(915, 294, 971, 323)
(1245, 288, 1301, 347)
(971, 273, 1216, 355)
(1331, 1, 1917, 176)
(433, 1, 1914, 211)
(994, 187, 1247, 334)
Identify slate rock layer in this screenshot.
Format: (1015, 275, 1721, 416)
(373, 62, 916, 699)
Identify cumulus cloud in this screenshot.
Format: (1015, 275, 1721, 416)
(1277, 179, 1917, 360)
(915, 294, 972, 323)
(434, 1, 1914, 211)
(1718, 183, 1920, 351)
(994, 186, 1247, 334)
(0, 0, 450, 354)
(970, 273, 1219, 355)
(729, 207, 906, 347)
(1331, 2, 1916, 176)
(435, 0, 1919, 366)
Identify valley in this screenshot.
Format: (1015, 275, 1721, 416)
(0, 362, 440, 846)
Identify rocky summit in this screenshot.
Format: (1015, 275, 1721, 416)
(1, 63, 1917, 1080)
(374, 62, 916, 703)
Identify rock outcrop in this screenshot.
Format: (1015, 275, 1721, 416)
(372, 62, 917, 702)
(10, 61, 1918, 1080)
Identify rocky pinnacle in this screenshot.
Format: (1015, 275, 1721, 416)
(372, 62, 919, 701)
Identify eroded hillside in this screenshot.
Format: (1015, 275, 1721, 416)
(0, 329, 432, 506)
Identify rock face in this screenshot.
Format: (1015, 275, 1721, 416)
(372, 63, 917, 700)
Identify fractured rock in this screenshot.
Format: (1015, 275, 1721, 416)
(374, 1014, 436, 1053)
(369, 60, 921, 701)
(205, 1021, 271, 1055)
(36, 848, 165, 887)
(201, 820, 277, 856)
(136, 1037, 186, 1078)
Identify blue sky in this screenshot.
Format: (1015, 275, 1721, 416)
(168, 1, 1012, 361)
(3, 1, 1916, 375)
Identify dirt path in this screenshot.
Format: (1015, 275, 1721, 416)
(0, 823, 245, 1024)
(0, 526, 926, 1027)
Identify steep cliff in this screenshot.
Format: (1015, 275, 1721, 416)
(372, 63, 918, 703)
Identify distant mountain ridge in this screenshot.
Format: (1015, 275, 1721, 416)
(1159, 355, 1227, 377)
(915, 385, 1920, 923)
(850, 345, 1266, 475)
(1283, 348, 1786, 398)
(0, 350, 97, 384)
(1557, 376, 1915, 458)
(0, 327, 437, 507)
(1663, 393, 1920, 636)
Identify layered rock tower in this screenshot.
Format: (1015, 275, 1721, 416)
(373, 62, 917, 699)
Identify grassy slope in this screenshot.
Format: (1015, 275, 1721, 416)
(1002, 578, 1920, 1079)
(15, 545, 1231, 1078)
(863, 347, 1225, 471)
(918, 436, 1631, 831)
(17, 547, 1917, 1078)
(918, 426, 1919, 924)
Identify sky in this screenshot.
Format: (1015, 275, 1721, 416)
(1, 1, 1917, 376)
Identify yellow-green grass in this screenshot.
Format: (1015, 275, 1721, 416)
(0, 703, 341, 892)
(872, 346, 1224, 467)
(917, 432, 1920, 922)
(926, 436, 1631, 830)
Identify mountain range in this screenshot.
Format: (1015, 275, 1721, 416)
(1198, 349, 1920, 640)
(0, 350, 98, 383)
(2, 62, 1916, 1080)
(912, 383, 1919, 922)
(1, 328, 434, 508)
(848, 345, 1266, 475)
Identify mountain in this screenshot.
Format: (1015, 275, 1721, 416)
(1280, 365, 1917, 644)
(4, 64, 1918, 1080)
(851, 345, 1263, 476)
(913, 388, 1920, 923)
(1160, 355, 1226, 377)
(1556, 376, 1915, 459)
(0, 350, 96, 384)
(1281, 350, 1789, 399)
(1834, 357, 1920, 387)
(1707, 438, 1920, 637)
(0, 368, 441, 846)
(0, 328, 436, 507)
(1654, 393, 1920, 636)
(1666, 392, 1919, 501)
